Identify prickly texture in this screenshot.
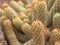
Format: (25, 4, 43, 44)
(19, 12, 30, 24)
(0, 27, 7, 45)
(31, 20, 45, 45)
(55, 40, 60, 45)
(33, 1, 48, 26)
(14, 27, 30, 43)
(12, 16, 23, 32)
(0, 16, 7, 26)
(2, 3, 17, 20)
(53, 13, 60, 28)
(26, 4, 36, 23)
(21, 0, 30, 5)
(23, 39, 33, 45)
(0, 8, 4, 16)
(48, 0, 55, 11)
(49, 28, 60, 45)
(48, 0, 60, 26)
(3, 19, 21, 45)
(9, 0, 27, 14)
(21, 23, 32, 40)
(17, 0, 25, 7)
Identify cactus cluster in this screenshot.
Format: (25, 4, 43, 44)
(0, 0, 60, 45)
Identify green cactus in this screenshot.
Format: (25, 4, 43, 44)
(21, 23, 32, 40)
(9, 0, 27, 14)
(3, 19, 21, 45)
(2, 3, 17, 20)
(33, 0, 48, 26)
(21, 0, 30, 5)
(23, 39, 33, 45)
(26, 4, 36, 23)
(48, 0, 55, 11)
(0, 27, 7, 45)
(12, 16, 23, 32)
(0, 16, 7, 26)
(17, 0, 25, 7)
(0, 8, 4, 16)
(49, 28, 60, 45)
(53, 13, 60, 28)
(48, 0, 60, 27)
(18, 12, 30, 24)
(13, 27, 31, 43)
(31, 20, 45, 45)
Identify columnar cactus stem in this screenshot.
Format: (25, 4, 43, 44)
(9, 0, 27, 14)
(32, 0, 48, 26)
(14, 27, 30, 43)
(0, 16, 7, 26)
(0, 8, 4, 16)
(31, 20, 45, 45)
(18, 12, 30, 24)
(53, 13, 60, 28)
(3, 19, 21, 45)
(26, 4, 35, 23)
(2, 3, 17, 20)
(48, 0, 60, 26)
(17, 0, 25, 7)
(12, 16, 23, 32)
(0, 27, 7, 45)
(49, 28, 60, 45)
(48, 0, 55, 11)
(21, 23, 32, 40)
(21, 0, 30, 5)
(23, 39, 33, 45)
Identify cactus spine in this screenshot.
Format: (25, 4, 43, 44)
(49, 28, 60, 45)
(48, 0, 55, 11)
(17, 0, 25, 7)
(12, 16, 23, 32)
(9, 0, 27, 14)
(48, 0, 60, 26)
(3, 19, 21, 45)
(0, 27, 7, 45)
(14, 27, 30, 43)
(53, 13, 60, 28)
(33, 0, 48, 26)
(21, 23, 32, 40)
(2, 3, 17, 20)
(18, 12, 30, 24)
(31, 20, 45, 45)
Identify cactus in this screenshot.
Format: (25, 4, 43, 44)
(23, 39, 33, 45)
(17, 0, 25, 7)
(33, 0, 48, 26)
(0, 16, 7, 26)
(2, 3, 17, 20)
(3, 19, 21, 45)
(53, 13, 60, 28)
(14, 27, 30, 43)
(18, 12, 30, 24)
(48, 0, 60, 26)
(48, 0, 55, 11)
(49, 28, 60, 45)
(21, 0, 30, 5)
(0, 26, 7, 45)
(0, 8, 4, 16)
(31, 20, 45, 45)
(55, 40, 60, 45)
(26, 4, 36, 23)
(9, 0, 27, 14)
(12, 16, 23, 32)
(21, 23, 32, 40)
